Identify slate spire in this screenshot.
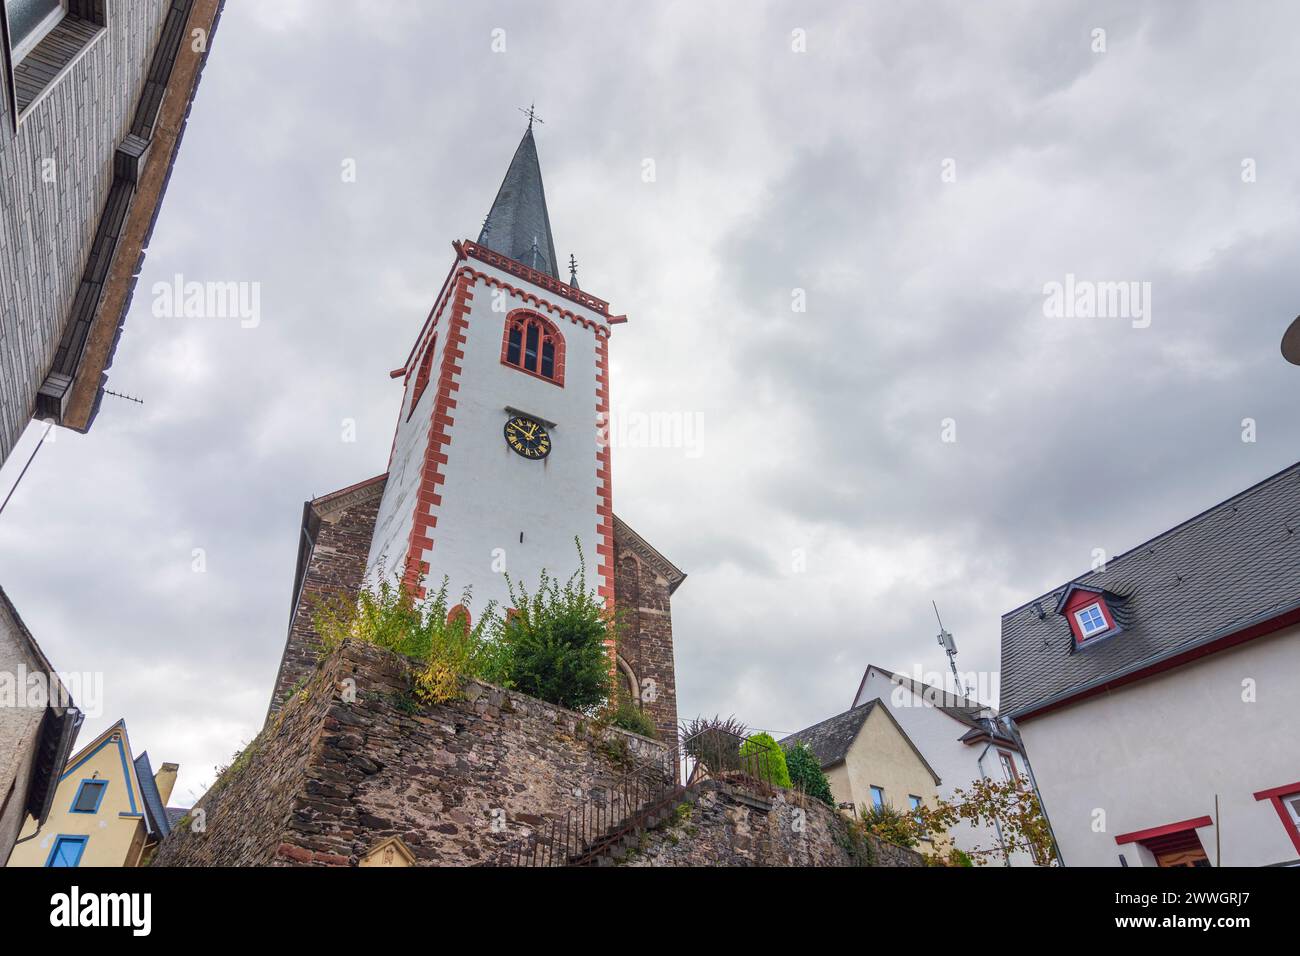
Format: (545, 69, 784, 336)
(477, 126, 560, 279)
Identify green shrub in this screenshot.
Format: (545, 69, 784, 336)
(857, 803, 920, 848)
(313, 575, 502, 704)
(784, 742, 835, 806)
(492, 541, 614, 713)
(738, 732, 792, 788)
(311, 543, 617, 714)
(609, 698, 658, 738)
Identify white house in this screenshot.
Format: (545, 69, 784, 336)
(851, 666, 1043, 865)
(999, 461, 1300, 867)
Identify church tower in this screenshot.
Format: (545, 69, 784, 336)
(365, 123, 617, 615)
(269, 120, 685, 741)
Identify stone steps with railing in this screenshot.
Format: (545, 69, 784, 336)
(508, 725, 776, 867)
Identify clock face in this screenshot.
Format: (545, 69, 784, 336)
(504, 415, 551, 460)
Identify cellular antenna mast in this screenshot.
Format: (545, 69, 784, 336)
(933, 601, 968, 697)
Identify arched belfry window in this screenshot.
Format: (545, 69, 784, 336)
(501, 310, 565, 386)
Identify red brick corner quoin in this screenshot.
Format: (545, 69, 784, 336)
(402, 273, 474, 597)
(595, 331, 616, 669)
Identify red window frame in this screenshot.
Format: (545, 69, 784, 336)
(998, 750, 1020, 783)
(1253, 781, 1300, 856)
(408, 333, 437, 420)
(500, 309, 565, 386)
(1061, 588, 1119, 646)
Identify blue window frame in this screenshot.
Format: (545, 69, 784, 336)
(909, 795, 928, 838)
(45, 835, 87, 867)
(869, 786, 885, 811)
(70, 778, 107, 814)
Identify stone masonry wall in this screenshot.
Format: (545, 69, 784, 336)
(623, 779, 925, 867)
(155, 640, 669, 867)
(267, 479, 385, 722)
(613, 538, 678, 742)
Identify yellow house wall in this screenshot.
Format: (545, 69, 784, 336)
(831, 707, 950, 852)
(6, 728, 145, 868)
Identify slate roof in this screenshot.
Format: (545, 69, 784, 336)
(1000, 461, 1300, 717)
(165, 807, 189, 828)
(779, 699, 942, 784)
(133, 751, 171, 838)
(780, 701, 879, 767)
(477, 127, 561, 279)
(859, 665, 987, 727)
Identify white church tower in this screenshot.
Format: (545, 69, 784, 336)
(364, 121, 621, 618)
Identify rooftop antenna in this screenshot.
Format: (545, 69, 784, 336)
(933, 601, 970, 698)
(103, 388, 143, 405)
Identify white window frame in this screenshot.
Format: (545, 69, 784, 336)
(1074, 601, 1109, 639)
(1286, 794, 1300, 827)
(7, 0, 67, 65)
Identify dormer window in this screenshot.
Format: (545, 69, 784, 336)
(501, 310, 565, 386)
(1074, 603, 1108, 639)
(1056, 583, 1123, 647)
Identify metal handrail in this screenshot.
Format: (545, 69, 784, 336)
(508, 726, 780, 866)
(509, 759, 678, 866)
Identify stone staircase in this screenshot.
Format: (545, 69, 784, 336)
(568, 783, 696, 866)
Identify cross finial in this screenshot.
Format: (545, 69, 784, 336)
(518, 102, 544, 130)
(568, 253, 579, 286)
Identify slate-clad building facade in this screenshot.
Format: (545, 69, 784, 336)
(0, 0, 222, 466)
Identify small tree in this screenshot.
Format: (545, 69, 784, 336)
(917, 776, 1058, 866)
(739, 732, 793, 789)
(493, 541, 614, 713)
(784, 742, 834, 806)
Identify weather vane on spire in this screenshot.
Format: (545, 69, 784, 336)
(518, 102, 544, 131)
(568, 253, 579, 287)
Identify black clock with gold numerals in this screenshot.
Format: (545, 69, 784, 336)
(504, 414, 551, 460)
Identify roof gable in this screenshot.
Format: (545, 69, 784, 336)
(780, 698, 942, 785)
(856, 665, 989, 728)
(60, 718, 143, 818)
(780, 700, 877, 767)
(613, 515, 686, 594)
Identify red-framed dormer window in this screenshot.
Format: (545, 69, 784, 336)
(501, 310, 565, 386)
(1057, 584, 1121, 647)
(407, 333, 437, 421)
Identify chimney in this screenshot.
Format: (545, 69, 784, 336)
(154, 762, 179, 805)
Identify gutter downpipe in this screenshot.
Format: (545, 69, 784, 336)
(999, 714, 1065, 867)
(976, 740, 1012, 866)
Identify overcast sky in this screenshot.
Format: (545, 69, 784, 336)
(2, 0, 1299, 806)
